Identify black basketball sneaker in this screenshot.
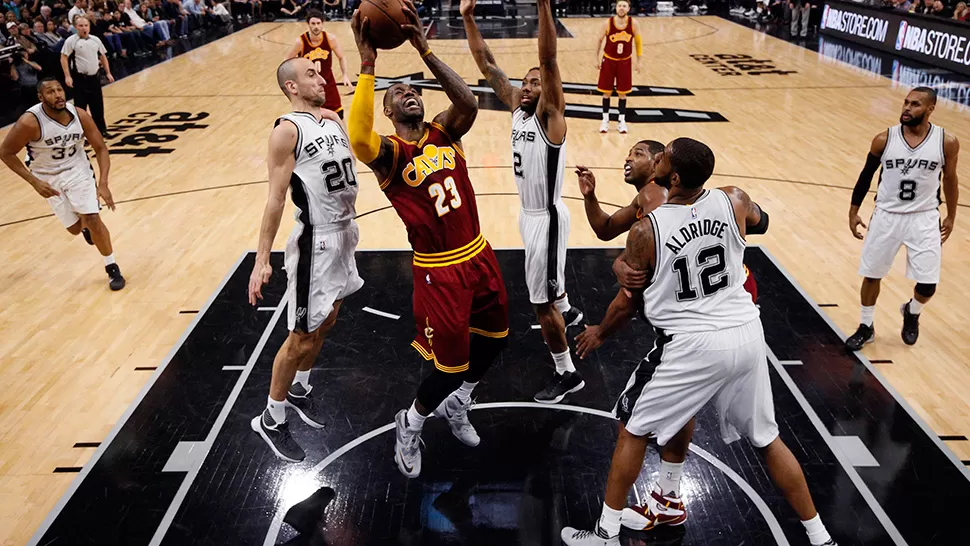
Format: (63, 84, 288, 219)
(105, 263, 125, 291)
(287, 383, 326, 429)
(562, 306, 584, 328)
(251, 411, 305, 463)
(534, 370, 585, 404)
(81, 228, 94, 245)
(844, 324, 874, 352)
(900, 303, 920, 345)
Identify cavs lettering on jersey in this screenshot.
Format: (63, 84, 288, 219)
(877, 124, 945, 213)
(299, 31, 342, 112)
(278, 112, 358, 226)
(511, 108, 566, 211)
(25, 103, 90, 176)
(642, 189, 760, 333)
(604, 16, 635, 61)
(381, 122, 485, 264)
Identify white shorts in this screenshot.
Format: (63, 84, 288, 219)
(859, 208, 941, 284)
(37, 164, 100, 228)
(519, 201, 570, 304)
(284, 220, 364, 333)
(615, 319, 779, 448)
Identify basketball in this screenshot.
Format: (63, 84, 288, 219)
(358, 0, 409, 50)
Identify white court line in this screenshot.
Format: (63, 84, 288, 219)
(221, 365, 246, 371)
(779, 360, 803, 366)
(25, 252, 248, 546)
(766, 347, 907, 546)
(257, 307, 278, 312)
(261, 401, 789, 546)
(530, 324, 541, 330)
(362, 307, 401, 320)
(149, 302, 287, 546)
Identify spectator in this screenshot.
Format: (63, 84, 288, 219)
(89, 8, 122, 55)
(68, 0, 86, 26)
(32, 17, 58, 45)
(159, 0, 187, 38)
(280, 0, 302, 16)
(60, 14, 112, 133)
(111, 8, 148, 53)
(13, 49, 41, 88)
(954, 0, 970, 19)
(40, 4, 52, 20)
(789, 0, 810, 37)
(121, 0, 160, 44)
(210, 0, 229, 22)
(8, 20, 38, 54)
(4, 0, 23, 21)
(56, 14, 71, 36)
(136, 0, 170, 41)
(3, 20, 17, 42)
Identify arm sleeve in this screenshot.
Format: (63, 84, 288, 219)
(347, 73, 382, 164)
(634, 32, 642, 57)
(851, 153, 882, 207)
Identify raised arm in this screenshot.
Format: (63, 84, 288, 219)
(941, 132, 960, 243)
(577, 165, 639, 241)
(849, 130, 888, 240)
(535, 0, 565, 142)
(400, 0, 478, 140)
(0, 113, 60, 198)
(461, 0, 520, 110)
(347, 11, 397, 183)
(248, 120, 297, 306)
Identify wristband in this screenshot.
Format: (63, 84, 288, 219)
(361, 60, 374, 67)
(421, 48, 432, 58)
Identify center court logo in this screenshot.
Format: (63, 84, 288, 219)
(896, 21, 908, 51)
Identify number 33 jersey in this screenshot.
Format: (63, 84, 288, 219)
(380, 122, 483, 256)
(279, 112, 358, 227)
(876, 123, 945, 214)
(641, 189, 759, 334)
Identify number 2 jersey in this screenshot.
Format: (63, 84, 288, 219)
(876, 123, 944, 213)
(381, 122, 486, 262)
(278, 112, 358, 227)
(641, 189, 759, 334)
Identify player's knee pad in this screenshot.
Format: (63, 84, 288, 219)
(416, 368, 464, 410)
(915, 283, 936, 298)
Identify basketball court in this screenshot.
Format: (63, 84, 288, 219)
(2, 13, 970, 546)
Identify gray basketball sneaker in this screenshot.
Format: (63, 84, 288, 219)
(251, 411, 305, 463)
(287, 383, 326, 429)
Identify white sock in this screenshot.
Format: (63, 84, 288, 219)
(554, 294, 571, 314)
(657, 460, 684, 497)
(552, 349, 576, 374)
(455, 381, 477, 403)
(266, 395, 287, 424)
(908, 298, 924, 315)
(293, 370, 310, 389)
(597, 503, 622, 538)
(103, 254, 115, 266)
(619, 114, 626, 123)
(406, 402, 427, 432)
(801, 514, 832, 546)
(602, 112, 609, 122)
(860, 305, 875, 326)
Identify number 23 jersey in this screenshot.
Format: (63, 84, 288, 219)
(641, 189, 759, 334)
(380, 122, 483, 256)
(876, 123, 944, 214)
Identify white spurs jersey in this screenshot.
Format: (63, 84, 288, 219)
(279, 112, 358, 226)
(876, 123, 945, 213)
(511, 108, 566, 211)
(641, 189, 759, 334)
(24, 103, 91, 176)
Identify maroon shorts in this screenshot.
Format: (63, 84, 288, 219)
(411, 243, 509, 373)
(598, 57, 633, 95)
(743, 265, 758, 303)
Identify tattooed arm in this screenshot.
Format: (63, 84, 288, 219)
(461, 0, 521, 111)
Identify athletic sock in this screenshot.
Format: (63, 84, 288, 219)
(618, 98, 627, 123)
(103, 254, 116, 266)
(908, 298, 924, 315)
(554, 293, 571, 314)
(266, 395, 287, 424)
(455, 381, 477, 403)
(657, 460, 684, 497)
(602, 97, 610, 121)
(801, 513, 833, 546)
(293, 370, 310, 389)
(406, 402, 427, 432)
(597, 503, 622, 538)
(860, 305, 875, 327)
(552, 349, 576, 374)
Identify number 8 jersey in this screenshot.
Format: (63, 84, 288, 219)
(641, 189, 759, 334)
(876, 123, 944, 213)
(279, 112, 358, 227)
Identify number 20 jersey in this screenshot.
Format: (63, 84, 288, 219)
(279, 112, 358, 227)
(876, 123, 944, 213)
(641, 189, 759, 334)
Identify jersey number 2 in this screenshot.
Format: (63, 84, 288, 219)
(672, 244, 729, 301)
(429, 176, 462, 217)
(513, 152, 523, 178)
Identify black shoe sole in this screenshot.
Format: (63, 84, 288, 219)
(250, 416, 304, 462)
(533, 380, 586, 405)
(109, 277, 126, 291)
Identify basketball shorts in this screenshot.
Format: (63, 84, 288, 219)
(598, 57, 633, 95)
(859, 208, 941, 284)
(519, 201, 571, 305)
(411, 242, 509, 373)
(284, 219, 364, 333)
(36, 164, 100, 228)
(615, 319, 779, 448)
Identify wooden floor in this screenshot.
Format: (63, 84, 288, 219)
(2, 16, 969, 545)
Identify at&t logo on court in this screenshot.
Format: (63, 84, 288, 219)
(896, 21, 908, 51)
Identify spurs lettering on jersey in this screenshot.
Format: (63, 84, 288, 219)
(642, 190, 759, 333)
(876, 124, 944, 213)
(24, 103, 90, 176)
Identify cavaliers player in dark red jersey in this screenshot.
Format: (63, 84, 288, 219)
(594, 0, 642, 134)
(348, 3, 509, 479)
(285, 9, 353, 118)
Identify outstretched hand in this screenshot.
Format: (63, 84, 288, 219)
(459, 0, 476, 17)
(351, 10, 377, 63)
(399, 0, 429, 53)
(576, 165, 596, 197)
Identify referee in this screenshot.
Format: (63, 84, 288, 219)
(60, 15, 114, 136)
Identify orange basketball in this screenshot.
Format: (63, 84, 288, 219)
(358, 0, 409, 50)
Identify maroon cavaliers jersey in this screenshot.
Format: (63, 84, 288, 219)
(603, 16, 635, 61)
(380, 122, 484, 263)
(299, 31, 341, 112)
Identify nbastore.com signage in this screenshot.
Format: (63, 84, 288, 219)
(821, 0, 970, 76)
